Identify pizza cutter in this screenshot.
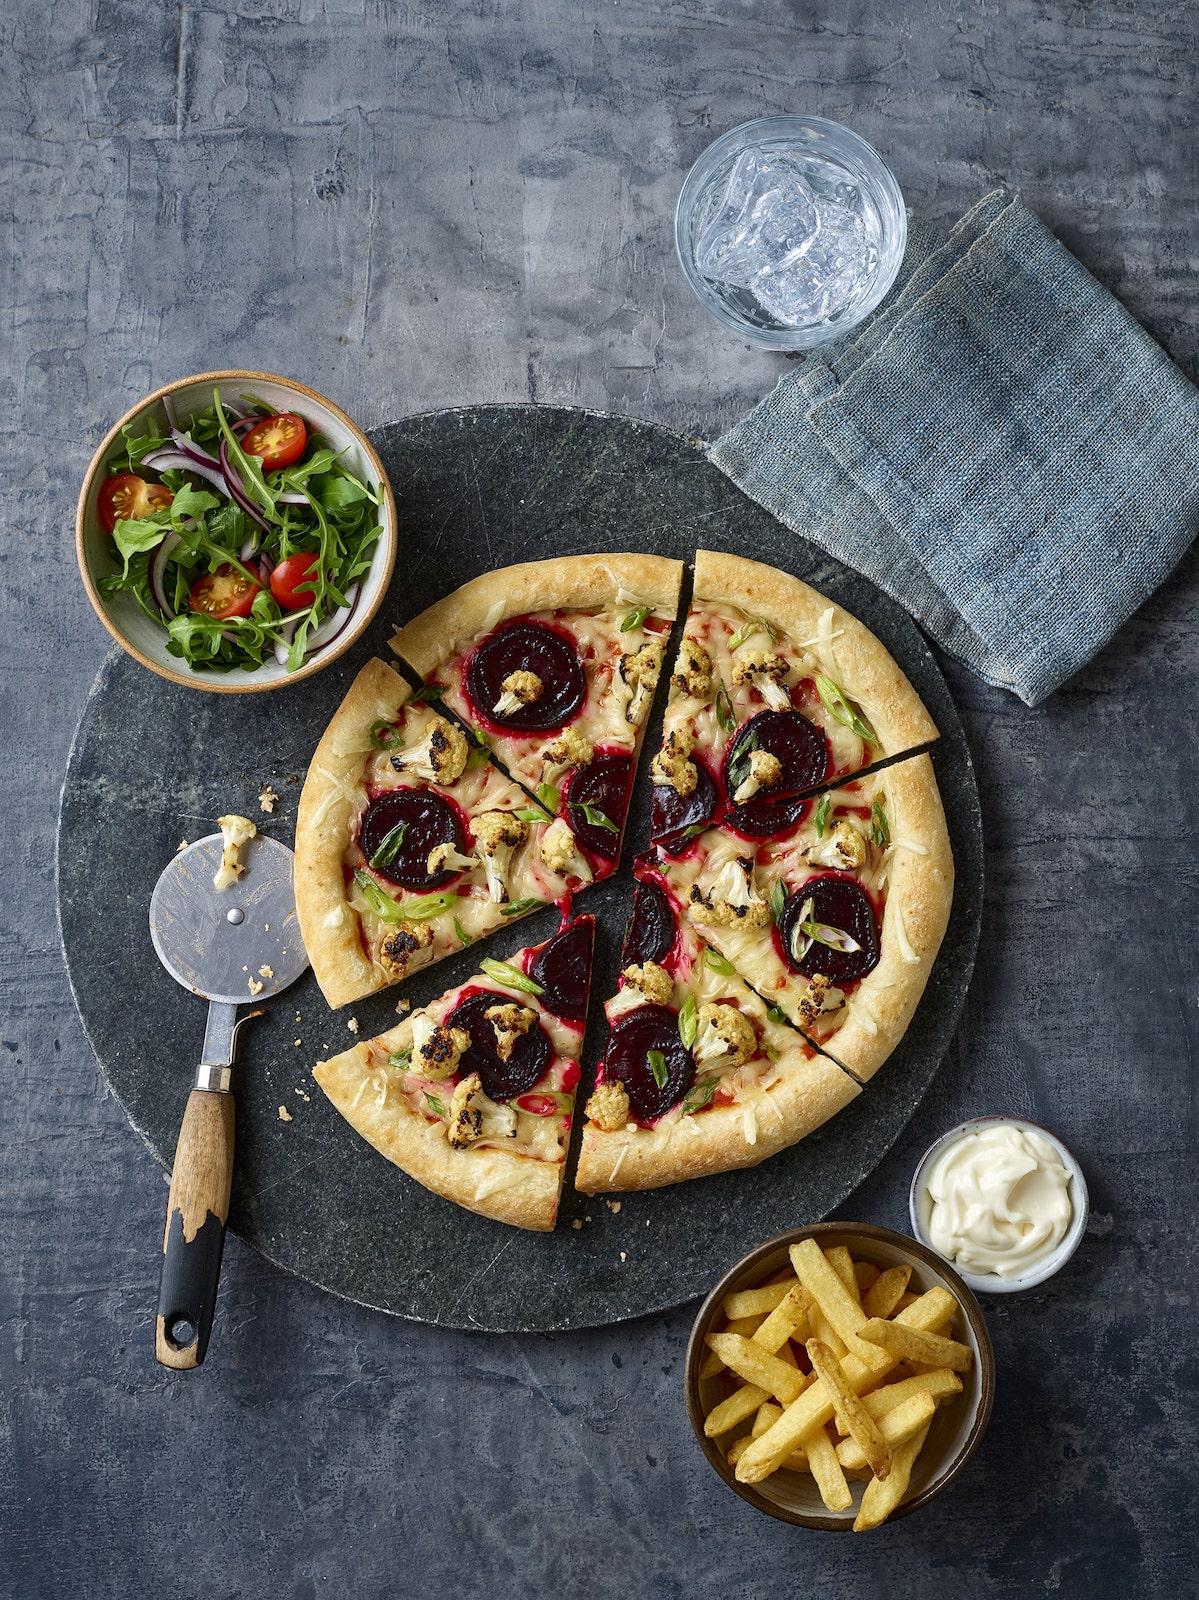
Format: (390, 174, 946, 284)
(149, 832, 309, 1370)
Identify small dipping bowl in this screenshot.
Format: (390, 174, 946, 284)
(685, 1222, 995, 1530)
(910, 1117, 1090, 1295)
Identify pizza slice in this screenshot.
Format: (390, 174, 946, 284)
(657, 755, 954, 1082)
(389, 554, 684, 879)
(648, 549, 939, 854)
(296, 658, 599, 1009)
(574, 867, 859, 1195)
(313, 916, 594, 1231)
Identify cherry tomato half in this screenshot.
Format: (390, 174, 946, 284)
(97, 473, 172, 534)
(189, 563, 263, 621)
(269, 551, 320, 611)
(242, 413, 308, 471)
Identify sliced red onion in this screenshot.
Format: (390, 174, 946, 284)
(142, 448, 230, 494)
(149, 532, 183, 617)
(258, 550, 276, 577)
(162, 391, 180, 431)
(239, 533, 260, 561)
(218, 438, 269, 528)
(276, 489, 309, 505)
(170, 429, 222, 467)
(305, 583, 360, 656)
(273, 615, 302, 667)
(233, 415, 258, 434)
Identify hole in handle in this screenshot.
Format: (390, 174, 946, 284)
(166, 1315, 197, 1349)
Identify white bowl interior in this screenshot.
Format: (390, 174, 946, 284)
(81, 376, 393, 688)
(695, 1229, 989, 1526)
(909, 1117, 1090, 1294)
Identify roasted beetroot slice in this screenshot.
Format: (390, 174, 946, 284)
(778, 874, 881, 984)
(528, 917, 594, 1023)
(358, 789, 463, 889)
(447, 989, 552, 1101)
(650, 762, 718, 854)
(464, 619, 586, 733)
(620, 877, 676, 968)
(564, 753, 632, 862)
(602, 1003, 694, 1123)
(723, 710, 830, 838)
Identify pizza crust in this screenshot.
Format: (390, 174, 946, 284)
(314, 1039, 562, 1231)
(693, 550, 939, 755)
(574, 1051, 859, 1194)
(389, 553, 685, 676)
(823, 753, 954, 1082)
(295, 658, 413, 1009)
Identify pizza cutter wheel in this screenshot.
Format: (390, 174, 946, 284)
(148, 834, 309, 1370)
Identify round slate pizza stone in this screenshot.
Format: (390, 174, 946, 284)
(58, 404, 982, 1334)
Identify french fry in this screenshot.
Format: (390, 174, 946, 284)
(894, 1291, 919, 1312)
(789, 1240, 885, 1371)
(853, 1422, 931, 1532)
(699, 1311, 767, 1377)
(805, 1339, 892, 1480)
(706, 1334, 806, 1405)
(863, 1265, 912, 1320)
(835, 1390, 936, 1471)
(861, 1369, 962, 1421)
(804, 1425, 853, 1512)
(704, 1383, 769, 1437)
(858, 1318, 973, 1372)
(775, 1340, 799, 1368)
(780, 1449, 810, 1472)
(735, 1288, 957, 1482)
(726, 1434, 752, 1467)
(854, 1260, 881, 1296)
(752, 1402, 783, 1437)
(809, 1307, 848, 1361)
(722, 1281, 794, 1321)
(826, 1245, 859, 1301)
(751, 1283, 810, 1354)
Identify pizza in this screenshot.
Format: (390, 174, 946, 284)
(313, 917, 594, 1231)
(296, 657, 597, 1009)
(575, 871, 860, 1194)
(389, 554, 684, 881)
(298, 547, 955, 1220)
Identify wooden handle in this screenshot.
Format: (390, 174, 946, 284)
(155, 1089, 235, 1370)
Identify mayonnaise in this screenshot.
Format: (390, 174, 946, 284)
(922, 1121, 1074, 1279)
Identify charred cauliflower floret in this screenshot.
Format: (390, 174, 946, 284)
(493, 670, 543, 718)
(539, 817, 593, 882)
(378, 921, 436, 980)
(650, 729, 698, 796)
(620, 639, 666, 725)
(731, 647, 794, 713)
(543, 727, 594, 771)
(426, 841, 479, 876)
(731, 748, 783, 804)
(484, 1001, 537, 1061)
(586, 1079, 630, 1132)
(390, 715, 470, 784)
(693, 1003, 758, 1068)
(802, 818, 868, 872)
(688, 857, 770, 929)
(796, 972, 844, 1029)
(447, 1072, 518, 1149)
(409, 1013, 471, 1079)
(621, 960, 674, 1005)
(213, 814, 257, 890)
(670, 635, 714, 700)
(471, 811, 530, 904)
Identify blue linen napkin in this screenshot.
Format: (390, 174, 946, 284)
(708, 191, 1199, 704)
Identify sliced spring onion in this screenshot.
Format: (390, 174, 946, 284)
(815, 675, 876, 744)
(569, 800, 618, 833)
(479, 957, 545, 996)
(647, 1049, 668, 1089)
(678, 993, 698, 1050)
(367, 821, 408, 870)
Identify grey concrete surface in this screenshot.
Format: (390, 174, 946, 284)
(3, 2, 1197, 1595)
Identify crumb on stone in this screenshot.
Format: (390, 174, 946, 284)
(177, 839, 189, 852)
(294, 1039, 302, 1047)
(572, 1219, 583, 1230)
(278, 1105, 293, 1122)
(395, 997, 411, 1014)
(248, 977, 264, 996)
(347, 1017, 360, 1033)
(606, 1200, 622, 1214)
(620, 1252, 627, 1262)
(258, 785, 279, 814)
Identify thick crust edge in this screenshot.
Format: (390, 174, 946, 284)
(827, 753, 954, 1081)
(694, 549, 938, 754)
(389, 554, 685, 675)
(574, 1053, 859, 1194)
(294, 658, 411, 1009)
(314, 1046, 562, 1231)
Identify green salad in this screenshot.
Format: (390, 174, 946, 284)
(96, 388, 383, 672)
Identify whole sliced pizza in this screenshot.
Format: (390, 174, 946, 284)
(297, 549, 955, 1228)
(314, 918, 594, 1231)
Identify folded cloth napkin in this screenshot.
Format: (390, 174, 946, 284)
(708, 190, 1199, 704)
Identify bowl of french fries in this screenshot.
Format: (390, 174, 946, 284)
(685, 1223, 995, 1531)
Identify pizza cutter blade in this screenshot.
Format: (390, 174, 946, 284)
(148, 832, 309, 1371)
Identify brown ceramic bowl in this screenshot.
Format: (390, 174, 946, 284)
(76, 370, 397, 693)
(685, 1221, 995, 1530)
